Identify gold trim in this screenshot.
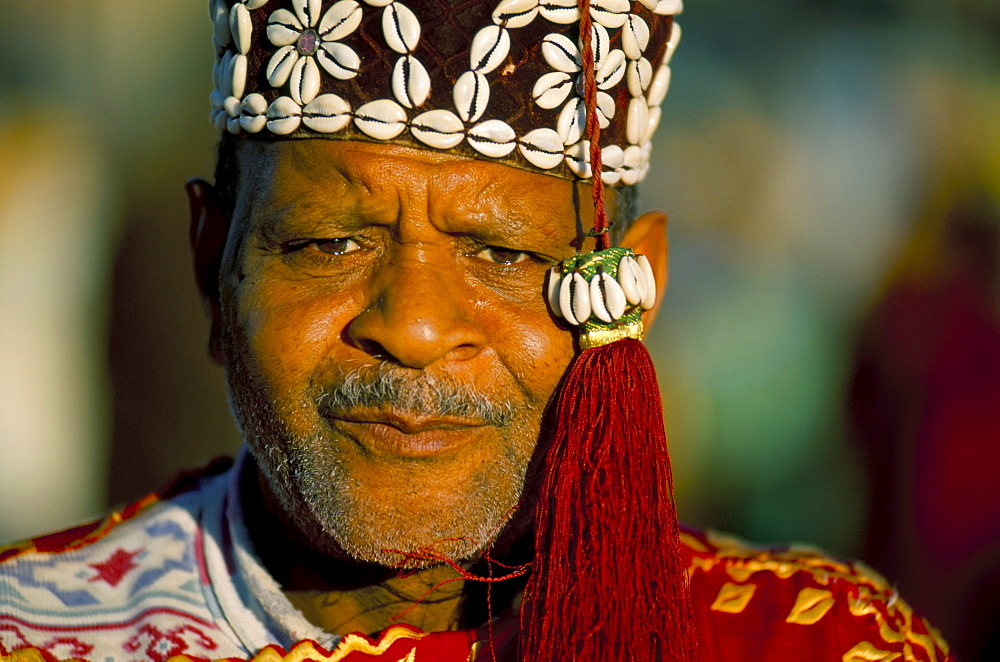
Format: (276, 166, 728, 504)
(579, 322, 644, 349)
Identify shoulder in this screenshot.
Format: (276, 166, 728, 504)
(680, 527, 956, 661)
(0, 458, 234, 660)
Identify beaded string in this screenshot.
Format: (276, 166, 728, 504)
(578, 0, 610, 251)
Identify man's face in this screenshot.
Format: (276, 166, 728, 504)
(216, 140, 590, 565)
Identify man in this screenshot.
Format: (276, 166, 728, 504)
(0, 1, 955, 660)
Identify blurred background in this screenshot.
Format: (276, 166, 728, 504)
(1, 0, 997, 658)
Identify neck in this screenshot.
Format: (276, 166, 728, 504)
(240, 462, 527, 638)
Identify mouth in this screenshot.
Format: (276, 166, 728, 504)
(329, 409, 491, 458)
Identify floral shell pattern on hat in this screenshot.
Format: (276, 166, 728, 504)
(209, 0, 682, 183)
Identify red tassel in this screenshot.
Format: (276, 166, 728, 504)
(519, 338, 699, 661)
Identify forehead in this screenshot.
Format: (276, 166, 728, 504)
(232, 139, 592, 240)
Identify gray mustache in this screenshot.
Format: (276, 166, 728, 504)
(315, 364, 517, 427)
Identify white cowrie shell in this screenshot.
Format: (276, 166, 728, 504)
(391, 54, 431, 108)
(637, 0, 657, 10)
(626, 97, 648, 145)
(532, 72, 573, 110)
(493, 0, 539, 29)
(518, 128, 564, 170)
(220, 51, 236, 96)
(268, 10, 304, 46)
(622, 14, 651, 60)
(468, 120, 517, 158)
(590, 0, 630, 29)
(602, 170, 622, 186)
(213, 0, 232, 48)
(224, 95, 241, 118)
(627, 57, 653, 97)
(319, 0, 363, 40)
(290, 56, 321, 104)
(210, 88, 225, 112)
(318, 42, 361, 79)
(245, 0, 269, 9)
(227, 116, 242, 134)
(621, 144, 643, 185)
(558, 273, 580, 325)
(596, 91, 615, 129)
(646, 64, 672, 107)
(383, 2, 420, 54)
(635, 254, 657, 310)
(354, 98, 407, 140)
(541, 33, 580, 73)
(453, 71, 490, 122)
(593, 272, 628, 322)
(302, 93, 351, 132)
(557, 97, 585, 145)
(411, 109, 465, 149)
(213, 56, 223, 91)
(240, 92, 268, 133)
(571, 273, 592, 324)
(602, 144, 624, 170)
(266, 46, 297, 87)
(564, 140, 591, 179)
(292, 0, 322, 28)
(539, 0, 580, 25)
(361, 0, 393, 6)
(617, 256, 645, 305)
(643, 106, 661, 143)
(266, 96, 303, 135)
(590, 275, 613, 323)
(588, 23, 610, 69)
(663, 23, 682, 65)
(547, 268, 564, 319)
(230, 3, 253, 55)
(212, 109, 228, 132)
(470, 25, 510, 74)
(596, 49, 626, 90)
(231, 54, 248, 98)
(654, 0, 683, 15)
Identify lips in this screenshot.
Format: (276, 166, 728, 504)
(328, 408, 490, 458)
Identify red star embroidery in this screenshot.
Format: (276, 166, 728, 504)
(88, 548, 143, 587)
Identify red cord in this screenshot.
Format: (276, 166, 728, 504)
(579, 0, 609, 251)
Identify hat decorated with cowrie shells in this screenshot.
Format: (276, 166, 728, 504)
(209, 0, 682, 184)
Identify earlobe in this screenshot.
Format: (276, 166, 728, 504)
(186, 178, 229, 365)
(619, 210, 668, 330)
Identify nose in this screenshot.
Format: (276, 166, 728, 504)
(347, 252, 487, 369)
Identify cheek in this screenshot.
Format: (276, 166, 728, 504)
(488, 303, 576, 407)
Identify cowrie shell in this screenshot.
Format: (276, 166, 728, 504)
(267, 10, 303, 47)
(627, 57, 653, 97)
(266, 96, 303, 135)
(635, 254, 657, 309)
(354, 98, 407, 140)
(557, 97, 585, 145)
(383, 2, 420, 54)
(591, 272, 627, 322)
(617, 256, 645, 305)
(468, 120, 517, 158)
(230, 3, 253, 54)
(602, 170, 622, 186)
(391, 54, 431, 108)
(602, 144, 625, 170)
(245, 0, 268, 9)
(231, 54, 248, 98)
(626, 97, 648, 145)
(212, 107, 228, 132)
(654, 0, 683, 15)
(290, 56, 321, 104)
(590, 0, 630, 29)
(470, 25, 510, 74)
(411, 109, 464, 149)
(224, 95, 241, 118)
(240, 92, 268, 133)
(539, 0, 580, 25)
(266, 45, 297, 87)
(361, 0, 393, 6)
(532, 72, 573, 110)
(622, 15, 650, 60)
(646, 64, 672, 107)
(227, 116, 242, 134)
(558, 273, 580, 325)
(596, 91, 615, 129)
(663, 23, 682, 65)
(302, 93, 351, 132)
(643, 106, 661, 143)
(518, 128, 564, 170)
(453, 71, 490, 123)
(589, 24, 610, 70)
(637, 0, 657, 10)
(596, 49, 626, 90)
(564, 140, 591, 179)
(493, 0, 539, 29)
(547, 268, 564, 318)
(541, 33, 580, 73)
(570, 272, 592, 324)
(318, 42, 360, 79)
(319, 0, 363, 41)
(292, 0, 322, 28)
(213, 0, 232, 48)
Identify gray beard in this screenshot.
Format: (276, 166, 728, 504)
(224, 339, 534, 567)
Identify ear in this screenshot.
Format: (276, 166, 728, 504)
(186, 178, 229, 365)
(619, 210, 668, 330)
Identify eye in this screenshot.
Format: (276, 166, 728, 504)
(475, 245, 532, 265)
(285, 237, 361, 256)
